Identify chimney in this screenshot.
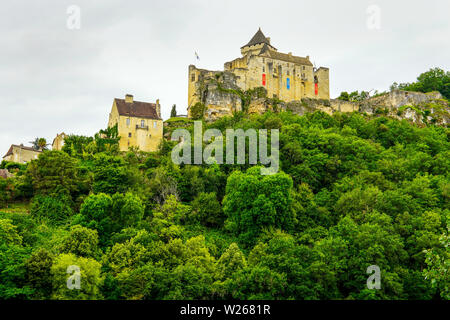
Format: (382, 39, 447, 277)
(156, 99, 161, 118)
(125, 94, 133, 103)
(306, 55, 310, 60)
(266, 37, 271, 44)
(288, 52, 292, 56)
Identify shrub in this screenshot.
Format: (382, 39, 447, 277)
(30, 194, 74, 225)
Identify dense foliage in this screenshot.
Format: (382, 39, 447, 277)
(0, 109, 448, 300)
(391, 68, 450, 99)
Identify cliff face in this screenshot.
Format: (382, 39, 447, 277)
(188, 70, 243, 120)
(357, 91, 449, 125)
(232, 90, 449, 126)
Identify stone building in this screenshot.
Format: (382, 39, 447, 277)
(108, 94, 163, 152)
(52, 132, 67, 151)
(2, 144, 42, 163)
(188, 28, 329, 118)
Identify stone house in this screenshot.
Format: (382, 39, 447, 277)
(2, 144, 42, 163)
(108, 94, 163, 152)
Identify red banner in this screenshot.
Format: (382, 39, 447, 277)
(315, 83, 318, 95)
(262, 74, 266, 86)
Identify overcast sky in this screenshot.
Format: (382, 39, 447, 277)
(1, 0, 449, 155)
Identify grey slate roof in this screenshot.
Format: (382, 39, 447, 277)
(241, 28, 276, 49)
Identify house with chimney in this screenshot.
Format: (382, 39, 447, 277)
(108, 94, 163, 152)
(2, 144, 42, 163)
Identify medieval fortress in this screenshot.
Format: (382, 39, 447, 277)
(188, 28, 329, 118)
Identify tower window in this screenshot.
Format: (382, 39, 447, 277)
(126, 118, 130, 126)
(141, 120, 145, 128)
(128, 132, 132, 138)
(153, 121, 157, 128)
(191, 74, 195, 82)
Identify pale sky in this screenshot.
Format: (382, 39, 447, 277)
(1, 0, 449, 155)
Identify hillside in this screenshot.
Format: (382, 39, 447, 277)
(1, 108, 449, 300)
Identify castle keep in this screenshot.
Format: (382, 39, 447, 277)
(188, 28, 330, 118)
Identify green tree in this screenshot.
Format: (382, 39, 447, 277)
(51, 253, 103, 300)
(423, 224, 449, 300)
(111, 193, 145, 229)
(92, 154, 130, 194)
(26, 248, 54, 299)
(0, 218, 23, 245)
(190, 102, 206, 120)
(61, 134, 95, 157)
(29, 138, 49, 151)
(27, 150, 79, 196)
(215, 242, 247, 281)
(394, 68, 450, 99)
(60, 225, 100, 258)
(170, 104, 177, 118)
(0, 178, 14, 208)
(30, 194, 74, 225)
(223, 266, 287, 299)
(95, 124, 120, 153)
(0, 244, 33, 299)
(223, 167, 295, 246)
(190, 192, 223, 227)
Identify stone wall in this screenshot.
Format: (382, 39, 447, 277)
(290, 90, 449, 126)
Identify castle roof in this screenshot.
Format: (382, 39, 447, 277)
(3, 144, 42, 159)
(114, 98, 162, 120)
(241, 28, 277, 50)
(260, 45, 313, 66)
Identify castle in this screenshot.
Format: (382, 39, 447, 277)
(188, 28, 330, 118)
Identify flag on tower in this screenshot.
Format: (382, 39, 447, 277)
(195, 51, 200, 60)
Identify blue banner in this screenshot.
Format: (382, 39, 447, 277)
(287, 78, 290, 89)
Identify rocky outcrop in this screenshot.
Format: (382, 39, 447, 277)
(358, 90, 448, 125)
(190, 70, 242, 120)
(0, 169, 13, 179)
(285, 90, 449, 126)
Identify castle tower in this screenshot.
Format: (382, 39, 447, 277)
(240, 28, 277, 56)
